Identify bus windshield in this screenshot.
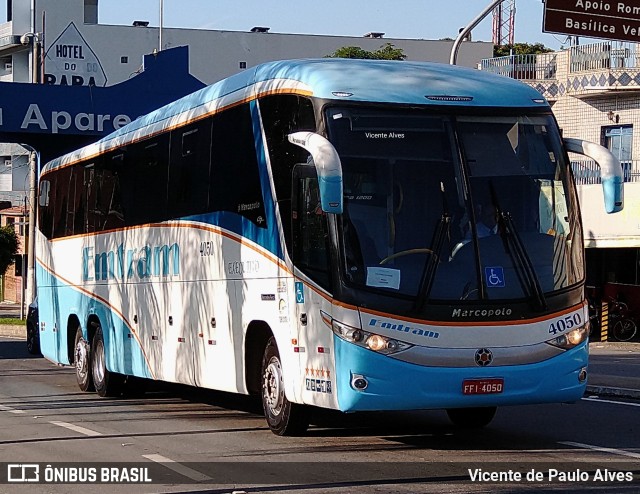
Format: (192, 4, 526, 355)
(326, 107, 583, 303)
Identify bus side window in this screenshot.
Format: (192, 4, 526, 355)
(168, 119, 212, 219)
(210, 104, 266, 227)
(121, 135, 170, 225)
(51, 167, 72, 239)
(38, 180, 53, 239)
(259, 95, 316, 253)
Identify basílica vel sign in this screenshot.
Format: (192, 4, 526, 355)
(543, 0, 640, 43)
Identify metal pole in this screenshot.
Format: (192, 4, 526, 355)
(159, 0, 164, 51)
(25, 148, 38, 308)
(450, 0, 504, 65)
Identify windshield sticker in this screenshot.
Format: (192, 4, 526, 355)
(485, 267, 506, 288)
(366, 267, 401, 290)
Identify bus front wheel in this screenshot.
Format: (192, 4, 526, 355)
(91, 326, 124, 397)
(446, 406, 497, 428)
(261, 337, 309, 436)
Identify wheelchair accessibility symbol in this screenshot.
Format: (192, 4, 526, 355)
(485, 267, 505, 288)
(295, 282, 305, 303)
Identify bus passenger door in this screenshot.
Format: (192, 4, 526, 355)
(291, 165, 334, 405)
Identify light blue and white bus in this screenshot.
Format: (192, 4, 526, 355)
(36, 58, 623, 435)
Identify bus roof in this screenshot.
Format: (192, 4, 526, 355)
(43, 58, 548, 174)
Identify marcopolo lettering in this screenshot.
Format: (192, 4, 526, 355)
(451, 307, 513, 318)
(368, 318, 439, 339)
(82, 243, 180, 282)
(20, 103, 131, 134)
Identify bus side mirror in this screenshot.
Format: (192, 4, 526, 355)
(564, 138, 623, 213)
(288, 132, 343, 214)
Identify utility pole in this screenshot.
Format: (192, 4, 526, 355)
(450, 0, 505, 65)
(159, 0, 164, 51)
(26, 149, 37, 307)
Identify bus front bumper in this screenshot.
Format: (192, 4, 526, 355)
(333, 335, 588, 412)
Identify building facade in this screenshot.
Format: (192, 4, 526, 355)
(482, 41, 640, 328)
(1, 0, 491, 87)
(0, 204, 26, 303)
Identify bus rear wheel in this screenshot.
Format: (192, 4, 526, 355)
(261, 337, 309, 436)
(446, 406, 497, 428)
(91, 326, 124, 397)
(75, 327, 94, 392)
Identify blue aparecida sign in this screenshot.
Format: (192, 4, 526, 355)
(0, 46, 205, 163)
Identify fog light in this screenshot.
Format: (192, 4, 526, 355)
(579, 367, 587, 383)
(351, 374, 368, 390)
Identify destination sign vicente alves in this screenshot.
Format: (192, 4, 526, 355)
(544, 0, 640, 43)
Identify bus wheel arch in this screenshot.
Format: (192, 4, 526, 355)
(244, 321, 273, 395)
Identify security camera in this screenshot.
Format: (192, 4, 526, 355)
(20, 33, 33, 45)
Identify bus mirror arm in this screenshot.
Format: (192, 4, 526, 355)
(288, 132, 343, 214)
(563, 138, 624, 214)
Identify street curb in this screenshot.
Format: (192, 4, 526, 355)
(0, 324, 25, 339)
(586, 385, 640, 400)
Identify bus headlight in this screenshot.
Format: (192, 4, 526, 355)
(546, 325, 588, 349)
(329, 316, 412, 355)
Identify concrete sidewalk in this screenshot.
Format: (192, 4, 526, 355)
(1, 321, 638, 400)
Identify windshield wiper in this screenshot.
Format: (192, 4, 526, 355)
(496, 208, 547, 311)
(414, 182, 451, 311)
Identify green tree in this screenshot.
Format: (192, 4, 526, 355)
(494, 42, 554, 57)
(326, 43, 407, 61)
(0, 225, 19, 276)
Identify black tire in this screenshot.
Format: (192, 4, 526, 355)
(261, 336, 309, 436)
(26, 322, 40, 355)
(91, 326, 124, 397)
(446, 406, 497, 428)
(75, 327, 94, 392)
(613, 318, 637, 342)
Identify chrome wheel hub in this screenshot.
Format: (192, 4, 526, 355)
(263, 356, 284, 415)
(75, 339, 89, 379)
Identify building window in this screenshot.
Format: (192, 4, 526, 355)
(603, 125, 633, 180)
(120, 56, 129, 64)
(239, 61, 247, 69)
(84, 0, 98, 24)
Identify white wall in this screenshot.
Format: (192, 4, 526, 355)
(579, 183, 640, 248)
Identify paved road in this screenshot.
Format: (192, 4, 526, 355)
(0, 337, 639, 493)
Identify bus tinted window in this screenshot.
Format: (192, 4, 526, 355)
(210, 104, 266, 227)
(168, 120, 212, 219)
(259, 95, 316, 254)
(121, 134, 170, 225)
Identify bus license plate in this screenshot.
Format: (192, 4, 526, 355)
(462, 378, 504, 395)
